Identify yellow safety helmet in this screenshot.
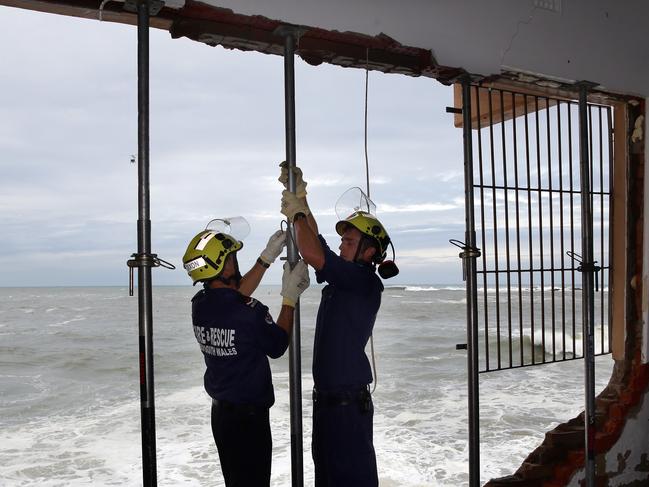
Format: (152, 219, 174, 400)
(335, 211, 391, 263)
(182, 231, 243, 285)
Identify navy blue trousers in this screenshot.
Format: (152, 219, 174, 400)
(311, 393, 378, 487)
(211, 401, 271, 487)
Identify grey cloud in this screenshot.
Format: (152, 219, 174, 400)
(1, 8, 469, 286)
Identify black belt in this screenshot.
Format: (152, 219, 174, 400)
(312, 386, 371, 408)
(212, 398, 268, 415)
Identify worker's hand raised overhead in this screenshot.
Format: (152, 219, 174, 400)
(280, 260, 310, 307)
(278, 161, 308, 198)
(281, 190, 310, 222)
(259, 229, 287, 265)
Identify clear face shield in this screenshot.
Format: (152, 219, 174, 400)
(204, 216, 251, 241)
(204, 216, 250, 288)
(335, 187, 376, 220)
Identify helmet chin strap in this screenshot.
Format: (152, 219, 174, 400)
(213, 254, 242, 288)
(353, 236, 376, 266)
(216, 272, 241, 288)
(352, 240, 363, 263)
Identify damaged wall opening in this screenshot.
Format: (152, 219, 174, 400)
(0, 6, 637, 486)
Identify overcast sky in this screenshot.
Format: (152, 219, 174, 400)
(0, 6, 468, 287)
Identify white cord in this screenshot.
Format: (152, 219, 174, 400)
(98, 0, 124, 21)
(364, 50, 371, 200)
(98, 0, 110, 21)
(364, 47, 379, 395)
(369, 335, 378, 394)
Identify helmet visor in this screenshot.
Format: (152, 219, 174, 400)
(205, 216, 251, 241)
(335, 187, 376, 220)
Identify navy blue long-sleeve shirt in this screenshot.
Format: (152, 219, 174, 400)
(191, 287, 288, 407)
(313, 235, 383, 392)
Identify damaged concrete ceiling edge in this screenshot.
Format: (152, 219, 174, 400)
(1, 0, 643, 102)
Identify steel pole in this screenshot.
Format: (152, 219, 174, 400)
(281, 27, 304, 487)
(135, 2, 157, 485)
(577, 81, 597, 487)
(461, 77, 481, 487)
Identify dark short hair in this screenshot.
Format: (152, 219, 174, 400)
(359, 235, 381, 264)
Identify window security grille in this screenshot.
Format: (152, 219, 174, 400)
(468, 86, 612, 373)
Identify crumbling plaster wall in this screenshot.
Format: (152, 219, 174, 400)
(602, 387, 649, 486)
(566, 392, 649, 486)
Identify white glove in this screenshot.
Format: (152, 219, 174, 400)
(278, 161, 308, 198)
(281, 260, 310, 307)
(281, 190, 310, 222)
(259, 230, 286, 265)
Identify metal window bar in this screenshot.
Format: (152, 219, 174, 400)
(469, 86, 612, 373)
(601, 110, 613, 350)
(474, 90, 489, 371)
(512, 92, 525, 367)
(557, 100, 567, 360)
(568, 104, 577, 358)
(535, 96, 546, 365)
(488, 92, 503, 369)
(500, 92, 514, 368)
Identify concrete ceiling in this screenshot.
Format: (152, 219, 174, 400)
(2, 0, 647, 97)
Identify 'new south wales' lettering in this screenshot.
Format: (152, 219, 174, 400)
(193, 325, 237, 357)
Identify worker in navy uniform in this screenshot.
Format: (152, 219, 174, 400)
(183, 227, 310, 487)
(279, 165, 393, 487)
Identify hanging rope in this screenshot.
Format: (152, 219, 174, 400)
(363, 47, 379, 394)
(364, 50, 371, 200)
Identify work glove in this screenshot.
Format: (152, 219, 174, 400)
(278, 161, 308, 198)
(281, 260, 310, 307)
(259, 230, 287, 266)
(281, 190, 310, 222)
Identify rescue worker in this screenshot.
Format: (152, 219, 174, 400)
(279, 165, 392, 487)
(183, 228, 310, 487)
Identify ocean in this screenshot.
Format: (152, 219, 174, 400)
(0, 285, 613, 486)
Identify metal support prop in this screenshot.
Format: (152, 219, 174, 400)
(577, 81, 597, 487)
(460, 77, 481, 487)
(135, 1, 157, 485)
(279, 26, 304, 487)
